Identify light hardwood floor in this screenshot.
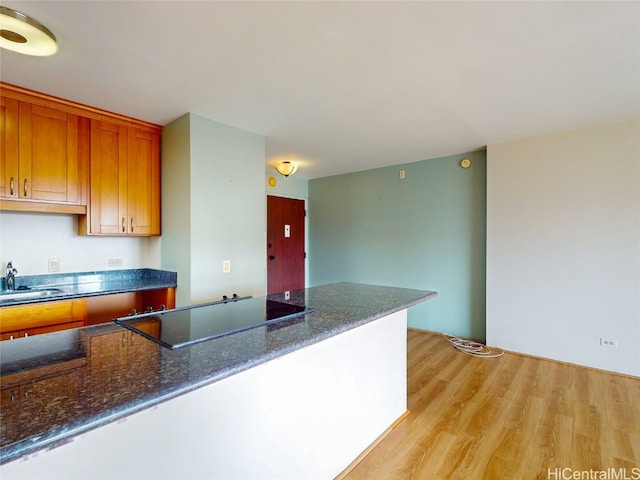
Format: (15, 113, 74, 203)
(341, 330, 640, 480)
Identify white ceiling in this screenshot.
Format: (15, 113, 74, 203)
(1, 1, 638, 179)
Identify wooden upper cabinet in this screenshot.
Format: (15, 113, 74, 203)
(87, 120, 128, 235)
(0, 96, 19, 199)
(81, 119, 160, 236)
(19, 102, 81, 203)
(0, 83, 161, 228)
(127, 127, 160, 235)
(0, 84, 87, 213)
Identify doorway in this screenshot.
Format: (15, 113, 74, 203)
(267, 195, 305, 295)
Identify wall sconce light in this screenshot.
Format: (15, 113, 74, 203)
(275, 161, 298, 177)
(0, 6, 58, 56)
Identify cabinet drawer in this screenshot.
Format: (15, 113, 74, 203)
(0, 299, 87, 334)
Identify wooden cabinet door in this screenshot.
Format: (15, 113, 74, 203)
(0, 96, 19, 199)
(18, 102, 80, 203)
(1, 331, 29, 340)
(0, 299, 87, 341)
(86, 121, 160, 236)
(127, 128, 160, 235)
(89, 119, 128, 234)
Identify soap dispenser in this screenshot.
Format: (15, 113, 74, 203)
(5, 261, 17, 291)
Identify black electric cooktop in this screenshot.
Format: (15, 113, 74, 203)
(115, 297, 311, 349)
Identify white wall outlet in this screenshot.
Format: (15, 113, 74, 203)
(48, 258, 60, 273)
(399, 170, 406, 179)
(284, 291, 290, 300)
(284, 225, 291, 238)
(223, 260, 231, 273)
(600, 338, 618, 347)
(108, 258, 123, 267)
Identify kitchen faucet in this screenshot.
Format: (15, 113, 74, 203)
(6, 261, 17, 291)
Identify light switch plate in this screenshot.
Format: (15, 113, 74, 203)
(108, 258, 123, 267)
(48, 258, 60, 273)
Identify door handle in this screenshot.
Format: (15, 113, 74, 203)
(269, 255, 275, 260)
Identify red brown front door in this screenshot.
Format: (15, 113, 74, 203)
(267, 195, 305, 294)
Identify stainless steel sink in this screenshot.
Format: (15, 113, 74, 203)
(0, 288, 64, 301)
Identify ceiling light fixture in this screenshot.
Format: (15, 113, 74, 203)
(275, 161, 298, 177)
(0, 6, 58, 56)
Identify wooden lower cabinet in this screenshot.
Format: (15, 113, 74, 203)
(0, 299, 87, 341)
(86, 288, 175, 325)
(0, 290, 171, 446)
(0, 288, 174, 339)
(88, 319, 160, 412)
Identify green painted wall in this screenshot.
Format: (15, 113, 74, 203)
(161, 113, 192, 307)
(265, 172, 309, 199)
(162, 113, 266, 306)
(308, 151, 487, 339)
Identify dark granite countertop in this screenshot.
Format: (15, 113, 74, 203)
(0, 269, 177, 306)
(0, 282, 437, 464)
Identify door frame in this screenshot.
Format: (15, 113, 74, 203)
(265, 194, 309, 292)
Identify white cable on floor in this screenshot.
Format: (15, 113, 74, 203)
(441, 333, 504, 358)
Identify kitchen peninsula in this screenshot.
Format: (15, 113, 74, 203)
(1, 282, 437, 479)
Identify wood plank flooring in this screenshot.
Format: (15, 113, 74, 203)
(341, 330, 640, 480)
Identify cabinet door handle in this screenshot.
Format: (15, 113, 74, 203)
(9, 177, 14, 196)
(23, 389, 29, 399)
(122, 332, 126, 347)
(131, 217, 134, 233)
(23, 178, 28, 197)
(10, 391, 16, 403)
(122, 217, 126, 233)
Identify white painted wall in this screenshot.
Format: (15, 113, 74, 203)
(0, 212, 158, 276)
(1, 310, 408, 480)
(162, 113, 266, 306)
(486, 120, 640, 376)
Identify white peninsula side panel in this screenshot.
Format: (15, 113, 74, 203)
(2, 309, 408, 479)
